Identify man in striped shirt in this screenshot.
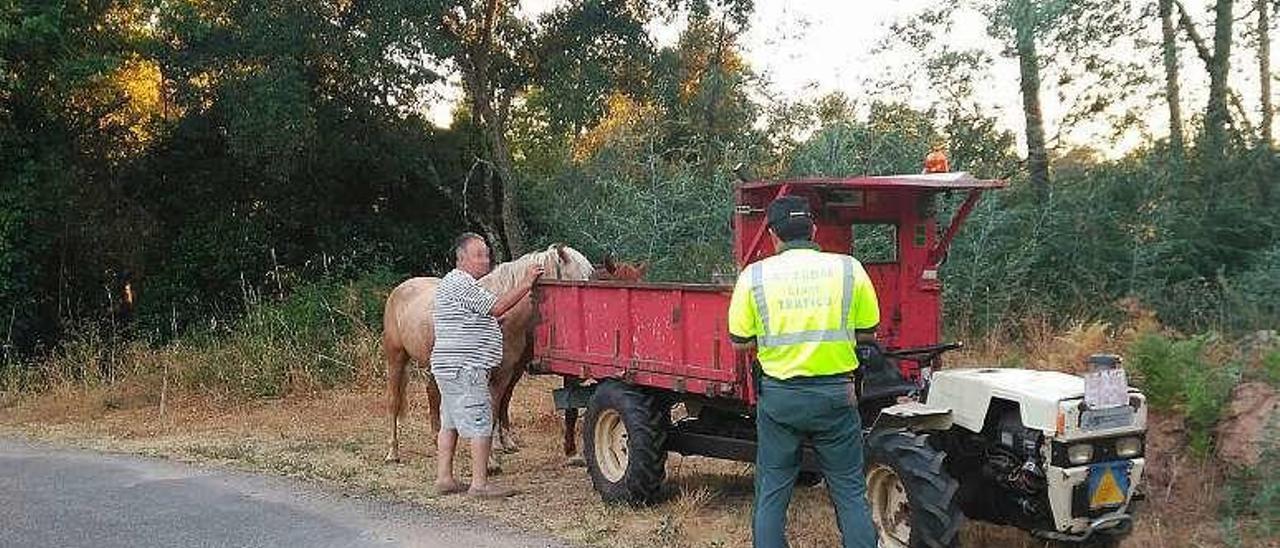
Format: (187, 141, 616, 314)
(433, 232, 543, 498)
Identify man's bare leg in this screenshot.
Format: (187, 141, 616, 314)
(468, 436, 514, 497)
(434, 428, 464, 494)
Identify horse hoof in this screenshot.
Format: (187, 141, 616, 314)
(566, 455, 586, 467)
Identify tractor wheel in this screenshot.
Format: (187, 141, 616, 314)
(865, 429, 963, 548)
(582, 380, 669, 505)
(1046, 536, 1122, 548)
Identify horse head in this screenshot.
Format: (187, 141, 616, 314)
(543, 243, 594, 281)
(598, 254, 647, 282)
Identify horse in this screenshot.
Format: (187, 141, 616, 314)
(381, 243, 595, 468)
(593, 255, 648, 282)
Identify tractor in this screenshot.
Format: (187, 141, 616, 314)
(529, 171, 1146, 547)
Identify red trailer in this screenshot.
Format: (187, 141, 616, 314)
(528, 172, 1148, 547)
(530, 172, 1001, 404)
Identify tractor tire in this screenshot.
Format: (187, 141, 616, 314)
(865, 429, 964, 548)
(1046, 537, 1122, 548)
(582, 380, 669, 505)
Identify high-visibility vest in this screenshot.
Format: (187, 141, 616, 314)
(728, 245, 880, 380)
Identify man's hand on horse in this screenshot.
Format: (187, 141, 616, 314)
(525, 263, 546, 283)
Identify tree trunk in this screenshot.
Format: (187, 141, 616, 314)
(1013, 0, 1050, 196)
(455, 0, 526, 259)
(1259, 0, 1274, 204)
(1260, 0, 1273, 149)
(464, 87, 525, 259)
(486, 107, 527, 257)
(1204, 0, 1235, 165)
(1160, 0, 1186, 169)
(1175, 0, 1255, 139)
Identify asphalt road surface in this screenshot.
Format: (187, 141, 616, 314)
(0, 438, 569, 548)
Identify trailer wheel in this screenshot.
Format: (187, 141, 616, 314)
(583, 380, 669, 505)
(865, 429, 963, 548)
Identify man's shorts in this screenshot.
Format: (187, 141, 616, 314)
(436, 367, 493, 439)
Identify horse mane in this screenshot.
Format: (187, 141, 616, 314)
(478, 244, 593, 294)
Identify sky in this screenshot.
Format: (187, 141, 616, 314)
(426, 0, 1275, 158)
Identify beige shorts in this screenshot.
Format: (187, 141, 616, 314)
(436, 368, 492, 438)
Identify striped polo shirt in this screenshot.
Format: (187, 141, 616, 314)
(430, 269, 503, 374)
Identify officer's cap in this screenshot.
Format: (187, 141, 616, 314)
(766, 195, 812, 230)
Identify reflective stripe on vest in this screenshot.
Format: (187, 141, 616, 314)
(749, 255, 855, 348)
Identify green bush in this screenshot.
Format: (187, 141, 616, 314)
(1127, 332, 1239, 457)
(195, 268, 396, 397)
(13, 268, 398, 400)
(1224, 442, 1280, 540)
(1183, 361, 1239, 457)
(1127, 332, 1201, 409)
(1264, 351, 1280, 387)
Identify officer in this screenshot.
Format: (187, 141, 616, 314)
(728, 195, 882, 548)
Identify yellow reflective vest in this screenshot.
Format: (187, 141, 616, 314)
(727, 243, 880, 380)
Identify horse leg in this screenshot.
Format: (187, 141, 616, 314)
(563, 377, 585, 466)
(479, 376, 503, 475)
(422, 370, 440, 427)
(384, 343, 410, 464)
(564, 407, 585, 467)
(487, 366, 517, 455)
(564, 407, 579, 455)
(497, 364, 526, 451)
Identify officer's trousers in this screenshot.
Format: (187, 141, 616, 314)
(752, 375, 878, 548)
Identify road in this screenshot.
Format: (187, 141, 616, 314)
(0, 438, 568, 548)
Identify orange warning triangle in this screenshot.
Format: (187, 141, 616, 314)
(1091, 469, 1125, 507)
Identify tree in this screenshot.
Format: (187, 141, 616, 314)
(1203, 0, 1235, 166)
(1008, 0, 1051, 196)
(1160, 0, 1186, 169)
(1256, 0, 1275, 204)
(887, 1, 1148, 195)
(1258, 0, 1273, 149)
(1173, 0, 1254, 138)
(0, 0, 156, 351)
(652, 9, 758, 175)
(425, 0, 665, 257)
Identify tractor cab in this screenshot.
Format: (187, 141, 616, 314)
(732, 172, 1005, 388)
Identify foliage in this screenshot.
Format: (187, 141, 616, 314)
(1222, 430, 1280, 541)
(1264, 350, 1280, 387)
(1, 0, 1278, 374)
(4, 270, 396, 399)
(1127, 332, 1240, 457)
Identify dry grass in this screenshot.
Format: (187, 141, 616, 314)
(0, 313, 1249, 547)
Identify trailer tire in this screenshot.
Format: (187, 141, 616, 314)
(583, 380, 669, 505)
(865, 429, 963, 548)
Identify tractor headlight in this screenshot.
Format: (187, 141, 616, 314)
(1068, 443, 1094, 465)
(1115, 437, 1142, 458)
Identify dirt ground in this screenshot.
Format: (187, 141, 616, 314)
(0, 373, 1242, 547)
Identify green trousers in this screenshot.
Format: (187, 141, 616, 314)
(752, 375, 877, 548)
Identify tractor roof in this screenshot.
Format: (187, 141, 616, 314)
(739, 172, 1006, 192)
